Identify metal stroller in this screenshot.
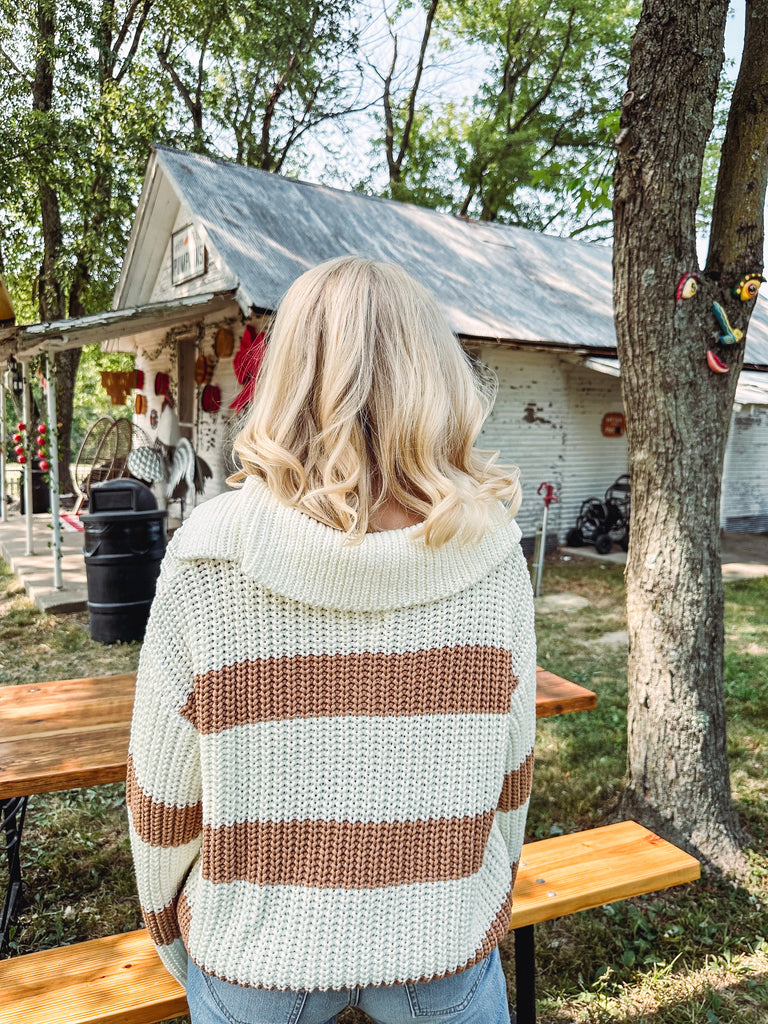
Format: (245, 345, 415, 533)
(565, 474, 631, 554)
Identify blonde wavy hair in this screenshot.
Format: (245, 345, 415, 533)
(229, 256, 521, 545)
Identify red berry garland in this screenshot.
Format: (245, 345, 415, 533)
(35, 423, 50, 476)
(13, 422, 27, 464)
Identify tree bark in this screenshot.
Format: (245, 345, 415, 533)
(613, 0, 768, 874)
(33, 0, 77, 489)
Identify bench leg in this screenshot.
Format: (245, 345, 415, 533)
(1, 796, 28, 956)
(514, 924, 536, 1024)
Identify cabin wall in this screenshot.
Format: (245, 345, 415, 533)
(128, 325, 768, 535)
(131, 309, 265, 513)
(722, 405, 768, 533)
(476, 348, 629, 547)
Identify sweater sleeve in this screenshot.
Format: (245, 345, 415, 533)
(496, 544, 537, 875)
(127, 537, 201, 987)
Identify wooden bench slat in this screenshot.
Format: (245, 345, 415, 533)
(0, 674, 136, 725)
(0, 726, 131, 797)
(0, 821, 699, 1024)
(0, 929, 187, 1024)
(510, 820, 700, 928)
(533, 669, 597, 718)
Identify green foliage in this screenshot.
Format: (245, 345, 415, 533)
(380, 0, 638, 236)
(70, 344, 135, 456)
(0, 0, 174, 320)
(144, 0, 361, 172)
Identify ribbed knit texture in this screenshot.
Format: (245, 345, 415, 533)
(127, 477, 536, 992)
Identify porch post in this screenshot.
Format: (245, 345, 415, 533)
(20, 359, 34, 555)
(44, 351, 62, 589)
(0, 375, 6, 523)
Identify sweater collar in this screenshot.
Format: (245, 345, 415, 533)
(175, 477, 522, 611)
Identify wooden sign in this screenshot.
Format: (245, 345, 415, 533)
(172, 225, 207, 285)
(602, 412, 626, 437)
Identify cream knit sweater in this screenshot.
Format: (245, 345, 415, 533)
(127, 476, 536, 992)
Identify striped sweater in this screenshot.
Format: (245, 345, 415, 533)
(127, 476, 536, 992)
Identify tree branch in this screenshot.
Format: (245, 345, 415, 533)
(706, 0, 768, 281)
(260, 50, 300, 170)
(157, 38, 202, 132)
(382, 26, 398, 181)
(396, 0, 439, 169)
(114, 0, 154, 85)
(0, 44, 33, 87)
(507, 8, 575, 136)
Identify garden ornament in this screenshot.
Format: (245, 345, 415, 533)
(230, 326, 266, 412)
(194, 354, 214, 385)
(676, 272, 701, 301)
(214, 326, 234, 358)
(732, 273, 765, 301)
(201, 384, 221, 413)
(711, 302, 742, 345)
(127, 446, 165, 484)
(706, 350, 729, 374)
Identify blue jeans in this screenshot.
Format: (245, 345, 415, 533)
(186, 947, 511, 1024)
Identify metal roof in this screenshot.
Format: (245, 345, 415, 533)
(152, 145, 768, 367)
(0, 292, 237, 361)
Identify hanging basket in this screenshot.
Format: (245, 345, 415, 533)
(214, 326, 234, 358)
(201, 385, 221, 413)
(194, 354, 214, 385)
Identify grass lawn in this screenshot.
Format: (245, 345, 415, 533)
(1, 554, 766, 1023)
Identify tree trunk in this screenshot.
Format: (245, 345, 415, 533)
(33, 0, 77, 490)
(613, 0, 753, 873)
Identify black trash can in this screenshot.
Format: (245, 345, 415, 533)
(82, 480, 168, 643)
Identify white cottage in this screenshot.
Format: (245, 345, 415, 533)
(106, 145, 768, 548)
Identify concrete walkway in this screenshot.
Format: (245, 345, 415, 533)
(0, 512, 88, 612)
(560, 531, 768, 582)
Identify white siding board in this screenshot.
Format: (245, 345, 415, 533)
(150, 201, 239, 305)
(559, 361, 629, 540)
(477, 347, 567, 539)
(721, 406, 768, 532)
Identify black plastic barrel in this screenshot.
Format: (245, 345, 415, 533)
(82, 480, 167, 643)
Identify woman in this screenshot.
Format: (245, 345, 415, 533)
(128, 256, 536, 1024)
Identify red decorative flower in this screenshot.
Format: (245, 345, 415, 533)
(230, 327, 266, 411)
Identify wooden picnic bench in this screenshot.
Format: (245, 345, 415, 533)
(0, 667, 604, 1022)
(0, 820, 699, 1024)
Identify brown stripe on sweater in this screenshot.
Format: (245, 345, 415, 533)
(177, 889, 193, 947)
(497, 749, 534, 812)
(201, 811, 496, 888)
(182, 647, 516, 733)
(142, 898, 182, 947)
(127, 754, 203, 848)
